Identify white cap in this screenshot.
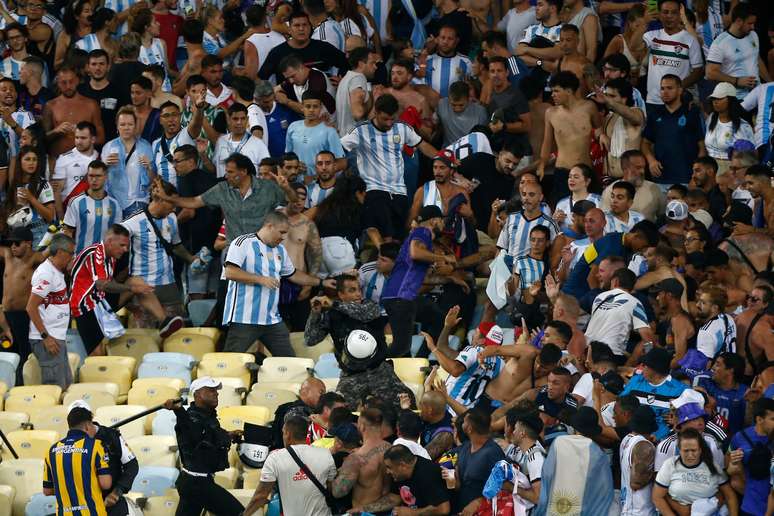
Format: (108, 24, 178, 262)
(690, 209, 713, 229)
(666, 200, 689, 221)
(671, 388, 705, 409)
(67, 399, 92, 413)
(345, 329, 377, 359)
(189, 376, 222, 396)
(709, 82, 737, 99)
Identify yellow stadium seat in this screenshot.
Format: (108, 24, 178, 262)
(84, 355, 137, 370)
(217, 406, 271, 432)
(0, 484, 14, 516)
(126, 435, 177, 468)
(0, 412, 29, 434)
(390, 358, 430, 385)
(0, 381, 7, 407)
(143, 495, 179, 516)
(214, 376, 249, 391)
(405, 383, 424, 403)
(95, 405, 149, 440)
(8, 385, 62, 401)
(213, 467, 238, 489)
(213, 381, 244, 408)
(0, 459, 43, 516)
(29, 405, 70, 438)
(132, 377, 186, 392)
(123, 328, 162, 343)
(289, 332, 335, 361)
(107, 334, 161, 367)
(1, 430, 58, 461)
(128, 384, 180, 409)
(242, 468, 262, 490)
(62, 383, 120, 411)
(169, 327, 221, 341)
(22, 353, 81, 387)
(246, 386, 298, 416)
(197, 353, 255, 387)
(164, 333, 216, 361)
(254, 381, 300, 393)
(256, 357, 313, 384)
(4, 393, 58, 417)
(80, 357, 136, 403)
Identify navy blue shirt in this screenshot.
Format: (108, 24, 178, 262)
(264, 101, 301, 158)
(643, 102, 704, 185)
(455, 439, 505, 512)
(562, 232, 627, 300)
(697, 377, 747, 435)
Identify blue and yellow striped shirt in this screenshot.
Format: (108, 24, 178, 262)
(43, 429, 111, 516)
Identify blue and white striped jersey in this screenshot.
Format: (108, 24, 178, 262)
(64, 193, 121, 253)
(151, 128, 196, 187)
(445, 345, 503, 408)
(424, 53, 471, 98)
(497, 211, 558, 258)
(555, 193, 601, 232)
(0, 109, 35, 156)
(358, 261, 386, 315)
(358, 0, 389, 41)
(203, 31, 233, 68)
(422, 181, 443, 209)
(697, 313, 737, 359)
(139, 39, 172, 92)
(445, 131, 494, 161)
(121, 210, 181, 286)
(521, 22, 562, 45)
(103, 0, 140, 36)
(75, 33, 101, 52)
(604, 210, 644, 234)
(0, 56, 49, 88)
(741, 82, 774, 148)
(312, 18, 346, 52)
(305, 181, 334, 209)
(223, 234, 296, 326)
(513, 255, 546, 290)
(340, 121, 422, 195)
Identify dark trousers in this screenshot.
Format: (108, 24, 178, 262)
(5, 310, 30, 385)
(384, 298, 416, 358)
(175, 472, 243, 516)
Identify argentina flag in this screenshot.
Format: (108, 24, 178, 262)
(534, 435, 613, 516)
(400, 0, 427, 51)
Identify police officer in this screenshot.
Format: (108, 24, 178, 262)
(67, 400, 140, 516)
(163, 377, 244, 516)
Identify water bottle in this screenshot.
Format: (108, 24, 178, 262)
(37, 222, 61, 249)
(191, 247, 212, 274)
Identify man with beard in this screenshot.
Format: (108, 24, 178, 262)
(79, 49, 120, 141)
(549, 200, 596, 279)
(652, 278, 695, 370)
(408, 149, 473, 223)
(601, 150, 665, 222)
(0, 78, 35, 165)
(695, 286, 737, 367)
(421, 25, 471, 99)
(486, 56, 531, 159)
(689, 157, 727, 222)
(43, 66, 105, 159)
(305, 151, 336, 209)
(151, 96, 205, 188)
(735, 283, 774, 377)
(378, 59, 435, 140)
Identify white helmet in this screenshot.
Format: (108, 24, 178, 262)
(346, 329, 377, 359)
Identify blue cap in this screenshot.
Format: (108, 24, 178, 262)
(676, 403, 707, 426)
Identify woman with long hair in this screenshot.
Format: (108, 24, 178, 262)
(308, 173, 367, 276)
(324, 0, 381, 52)
(553, 164, 600, 233)
(54, 0, 93, 69)
(3, 146, 55, 246)
(653, 428, 738, 516)
(704, 83, 754, 175)
(131, 8, 173, 92)
(74, 8, 117, 59)
(603, 5, 648, 85)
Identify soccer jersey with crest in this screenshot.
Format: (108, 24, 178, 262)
(121, 210, 181, 286)
(64, 193, 121, 253)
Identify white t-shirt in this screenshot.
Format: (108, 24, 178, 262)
(585, 288, 649, 357)
(51, 148, 99, 198)
(740, 82, 774, 148)
(260, 445, 337, 516)
(247, 103, 269, 147)
(572, 372, 595, 407)
(497, 6, 537, 53)
(706, 31, 760, 98)
(704, 117, 754, 160)
(655, 456, 727, 506)
(245, 31, 285, 77)
(393, 437, 431, 460)
(29, 259, 69, 340)
(214, 133, 270, 178)
(643, 29, 703, 104)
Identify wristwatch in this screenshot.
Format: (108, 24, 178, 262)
(40, 332, 48, 339)
(536, 59, 544, 68)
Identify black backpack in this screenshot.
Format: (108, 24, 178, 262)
(740, 428, 772, 480)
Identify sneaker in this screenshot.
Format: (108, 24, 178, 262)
(159, 316, 184, 338)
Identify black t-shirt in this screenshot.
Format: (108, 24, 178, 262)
(108, 61, 148, 109)
(78, 81, 121, 141)
(177, 169, 221, 253)
(428, 9, 473, 54)
(457, 152, 515, 232)
(391, 456, 450, 510)
(258, 40, 348, 82)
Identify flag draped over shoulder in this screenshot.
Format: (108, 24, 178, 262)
(533, 435, 613, 516)
(400, 0, 427, 51)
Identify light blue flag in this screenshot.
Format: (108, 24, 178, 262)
(400, 0, 427, 51)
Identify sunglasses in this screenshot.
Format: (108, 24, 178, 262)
(747, 296, 761, 303)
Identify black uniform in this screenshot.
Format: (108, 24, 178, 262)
(95, 424, 139, 516)
(173, 404, 243, 516)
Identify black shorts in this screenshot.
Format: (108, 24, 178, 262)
(75, 310, 104, 354)
(361, 190, 409, 240)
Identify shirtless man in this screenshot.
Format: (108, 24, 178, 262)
(704, 249, 752, 311)
(331, 408, 392, 513)
(43, 66, 105, 159)
(408, 150, 473, 224)
(634, 245, 689, 311)
(719, 202, 773, 285)
(376, 59, 435, 140)
(1, 227, 46, 383)
(735, 284, 773, 376)
(550, 24, 593, 96)
(538, 71, 601, 202)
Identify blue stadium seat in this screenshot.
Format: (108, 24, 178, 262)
(0, 352, 20, 371)
(187, 299, 216, 327)
(317, 353, 337, 363)
(151, 408, 178, 436)
(24, 493, 57, 516)
(131, 466, 180, 497)
(0, 361, 16, 390)
(313, 360, 341, 379)
(410, 334, 425, 357)
(469, 305, 483, 330)
(137, 362, 192, 386)
(141, 352, 197, 370)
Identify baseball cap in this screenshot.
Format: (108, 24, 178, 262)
(641, 348, 671, 376)
(329, 423, 361, 445)
(709, 82, 736, 99)
(478, 322, 503, 347)
(254, 80, 274, 98)
(189, 376, 222, 397)
(417, 205, 443, 223)
(690, 209, 713, 230)
(724, 202, 753, 225)
(6, 226, 34, 242)
(652, 278, 684, 298)
(67, 399, 92, 413)
(676, 403, 707, 426)
(666, 200, 689, 221)
(599, 370, 624, 395)
(433, 149, 457, 169)
(571, 199, 596, 216)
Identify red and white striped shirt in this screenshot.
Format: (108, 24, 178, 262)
(69, 242, 115, 317)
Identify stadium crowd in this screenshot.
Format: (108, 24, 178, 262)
(0, 0, 772, 514)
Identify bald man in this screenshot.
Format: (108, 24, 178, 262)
(418, 390, 454, 460)
(269, 377, 325, 449)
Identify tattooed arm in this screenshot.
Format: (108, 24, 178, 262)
(331, 452, 363, 498)
(630, 440, 655, 490)
(304, 221, 323, 275)
(354, 493, 402, 513)
(425, 431, 454, 461)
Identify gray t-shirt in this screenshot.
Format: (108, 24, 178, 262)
(437, 99, 489, 146)
(488, 85, 531, 156)
(336, 70, 369, 136)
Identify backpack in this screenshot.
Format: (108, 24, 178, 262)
(739, 428, 772, 480)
